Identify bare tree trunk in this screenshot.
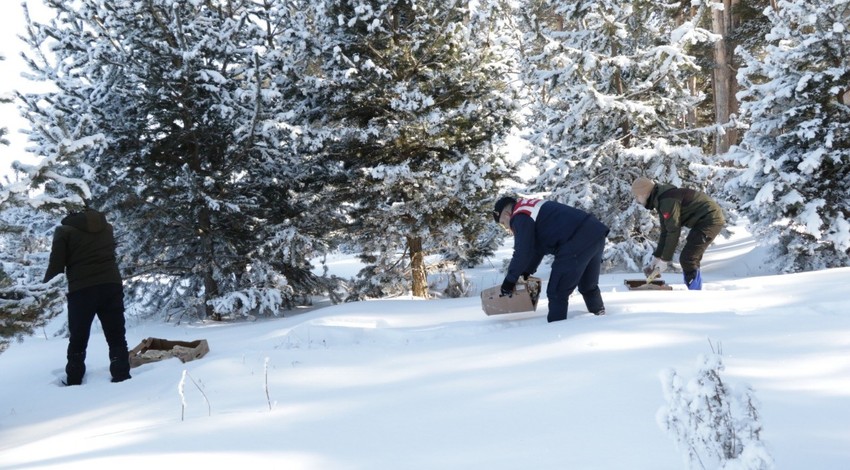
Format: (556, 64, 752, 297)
(610, 42, 631, 146)
(407, 236, 429, 298)
(686, 76, 698, 127)
(677, 5, 699, 127)
(199, 206, 221, 320)
(712, 0, 740, 154)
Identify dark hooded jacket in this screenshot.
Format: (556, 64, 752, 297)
(506, 198, 609, 284)
(645, 183, 725, 261)
(43, 209, 122, 292)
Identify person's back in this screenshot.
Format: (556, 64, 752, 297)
(44, 208, 130, 385)
(45, 209, 122, 292)
(647, 183, 724, 231)
(528, 200, 609, 254)
(497, 196, 609, 322)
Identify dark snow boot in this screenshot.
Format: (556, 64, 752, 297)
(65, 352, 86, 386)
(109, 354, 132, 383)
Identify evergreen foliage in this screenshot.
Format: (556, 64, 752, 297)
(0, 199, 65, 354)
(517, 0, 724, 271)
(1, 54, 63, 354)
(728, 0, 850, 271)
(302, 0, 522, 298)
(729, 0, 775, 53)
(0, 0, 847, 342)
(16, 0, 340, 320)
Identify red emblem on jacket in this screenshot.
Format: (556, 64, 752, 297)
(662, 212, 671, 219)
(512, 198, 546, 221)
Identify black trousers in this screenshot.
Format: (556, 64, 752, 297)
(65, 283, 130, 384)
(546, 236, 606, 322)
(679, 222, 724, 274)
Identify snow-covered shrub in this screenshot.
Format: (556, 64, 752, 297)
(441, 270, 472, 299)
(657, 351, 773, 469)
(0, 203, 65, 353)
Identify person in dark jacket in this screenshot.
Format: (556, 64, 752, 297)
(631, 177, 726, 290)
(44, 207, 131, 385)
(492, 196, 609, 322)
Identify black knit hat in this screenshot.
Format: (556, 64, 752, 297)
(492, 196, 517, 223)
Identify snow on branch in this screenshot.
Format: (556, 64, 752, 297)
(657, 343, 773, 469)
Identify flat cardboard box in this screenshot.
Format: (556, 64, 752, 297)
(129, 337, 210, 368)
(481, 277, 541, 315)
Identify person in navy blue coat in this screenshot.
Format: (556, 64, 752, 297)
(492, 196, 609, 322)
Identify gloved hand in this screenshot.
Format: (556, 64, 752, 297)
(500, 279, 516, 297)
(643, 257, 667, 281)
(521, 272, 531, 281)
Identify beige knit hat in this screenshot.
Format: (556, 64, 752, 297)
(631, 177, 655, 205)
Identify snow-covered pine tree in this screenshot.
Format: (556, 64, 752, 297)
(518, 0, 723, 271)
(1, 50, 66, 353)
(304, 0, 522, 298)
(17, 0, 338, 320)
(0, 201, 64, 354)
(727, 0, 850, 272)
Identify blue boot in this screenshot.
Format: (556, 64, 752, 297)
(684, 270, 702, 290)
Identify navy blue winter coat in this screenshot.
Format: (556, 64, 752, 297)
(505, 198, 609, 283)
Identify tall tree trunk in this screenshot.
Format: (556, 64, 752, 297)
(188, 131, 220, 320)
(686, 76, 698, 127)
(199, 206, 221, 320)
(677, 5, 699, 127)
(712, 0, 740, 154)
(407, 236, 429, 298)
(611, 43, 631, 146)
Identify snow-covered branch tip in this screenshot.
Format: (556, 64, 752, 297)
(657, 344, 773, 469)
(178, 370, 211, 421)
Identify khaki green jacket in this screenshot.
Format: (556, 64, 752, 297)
(645, 183, 725, 261)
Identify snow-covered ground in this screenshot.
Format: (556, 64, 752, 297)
(1, 222, 849, 469)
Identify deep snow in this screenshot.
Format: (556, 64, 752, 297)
(1, 222, 849, 469)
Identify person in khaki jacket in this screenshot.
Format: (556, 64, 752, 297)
(631, 177, 725, 290)
(44, 206, 131, 385)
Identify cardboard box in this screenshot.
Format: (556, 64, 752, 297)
(480, 277, 541, 315)
(129, 337, 210, 368)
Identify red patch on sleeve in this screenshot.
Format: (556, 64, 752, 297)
(662, 212, 671, 219)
